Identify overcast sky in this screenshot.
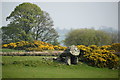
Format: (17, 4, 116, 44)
(2, 2, 118, 30)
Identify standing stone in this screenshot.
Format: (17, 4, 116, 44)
(69, 45, 80, 64)
(65, 56, 71, 65)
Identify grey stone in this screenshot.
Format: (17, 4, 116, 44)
(58, 45, 80, 65)
(69, 45, 80, 56)
(65, 56, 71, 65)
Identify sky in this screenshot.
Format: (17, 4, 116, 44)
(1, 2, 118, 30)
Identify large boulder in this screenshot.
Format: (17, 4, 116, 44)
(59, 45, 80, 65)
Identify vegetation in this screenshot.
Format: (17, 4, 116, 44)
(2, 3, 59, 44)
(2, 56, 118, 78)
(64, 29, 117, 46)
(2, 40, 67, 51)
(1, 2, 119, 78)
(0, 48, 25, 52)
(110, 43, 120, 52)
(2, 41, 120, 69)
(77, 44, 119, 69)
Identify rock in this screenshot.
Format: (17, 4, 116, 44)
(71, 56, 78, 64)
(56, 45, 80, 65)
(65, 56, 71, 65)
(69, 45, 80, 56)
(53, 57, 58, 60)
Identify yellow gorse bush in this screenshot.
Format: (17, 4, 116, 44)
(77, 44, 119, 69)
(100, 45, 111, 49)
(48, 46, 54, 50)
(110, 43, 120, 52)
(8, 43, 17, 48)
(2, 40, 67, 51)
(2, 44, 8, 48)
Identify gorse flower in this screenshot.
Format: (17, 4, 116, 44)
(2, 44, 8, 48)
(2, 40, 67, 51)
(77, 44, 119, 69)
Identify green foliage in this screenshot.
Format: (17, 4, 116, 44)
(6, 3, 42, 34)
(2, 3, 59, 43)
(64, 29, 113, 46)
(2, 25, 33, 43)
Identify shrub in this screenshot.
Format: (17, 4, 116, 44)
(54, 45, 67, 50)
(8, 43, 17, 49)
(2, 44, 9, 48)
(110, 43, 120, 52)
(15, 41, 35, 50)
(2, 40, 67, 51)
(78, 45, 119, 69)
(25, 47, 43, 51)
(100, 45, 111, 50)
(64, 29, 113, 46)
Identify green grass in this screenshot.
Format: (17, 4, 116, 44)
(1, 48, 61, 52)
(2, 56, 118, 78)
(1, 48, 25, 52)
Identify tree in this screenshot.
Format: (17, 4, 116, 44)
(6, 3, 42, 41)
(7, 3, 42, 35)
(49, 39, 60, 45)
(31, 11, 59, 43)
(2, 3, 59, 43)
(2, 26, 20, 43)
(2, 24, 33, 43)
(99, 26, 118, 43)
(64, 29, 113, 46)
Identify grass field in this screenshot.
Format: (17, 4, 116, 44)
(1, 48, 25, 52)
(2, 56, 118, 78)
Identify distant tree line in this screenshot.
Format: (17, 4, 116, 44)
(64, 29, 118, 46)
(1, 3, 59, 44)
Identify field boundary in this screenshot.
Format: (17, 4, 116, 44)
(0, 51, 64, 56)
